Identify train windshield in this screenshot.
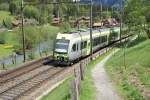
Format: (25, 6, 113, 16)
(55, 39, 69, 53)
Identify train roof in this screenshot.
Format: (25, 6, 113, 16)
(56, 27, 120, 40)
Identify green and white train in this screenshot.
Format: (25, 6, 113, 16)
(53, 27, 120, 65)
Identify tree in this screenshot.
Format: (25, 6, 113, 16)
(124, 0, 150, 38)
(23, 5, 40, 20)
(9, 2, 17, 15)
(60, 21, 71, 32)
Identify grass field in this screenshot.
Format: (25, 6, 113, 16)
(105, 39, 150, 100)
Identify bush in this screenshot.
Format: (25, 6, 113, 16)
(24, 26, 39, 49)
(3, 16, 13, 28)
(9, 2, 17, 15)
(60, 22, 71, 32)
(23, 6, 40, 20)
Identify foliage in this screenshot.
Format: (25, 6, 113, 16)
(0, 11, 14, 26)
(113, 10, 120, 21)
(9, 0, 21, 15)
(102, 11, 111, 19)
(23, 5, 40, 20)
(60, 22, 71, 32)
(124, 0, 150, 38)
(3, 16, 14, 28)
(9, 1, 17, 15)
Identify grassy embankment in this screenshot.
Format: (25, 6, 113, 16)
(41, 50, 113, 100)
(105, 38, 150, 100)
(41, 78, 71, 100)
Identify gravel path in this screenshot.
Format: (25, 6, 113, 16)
(92, 50, 122, 100)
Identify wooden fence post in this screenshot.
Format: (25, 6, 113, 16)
(2, 59, 5, 69)
(14, 54, 17, 64)
(80, 62, 84, 81)
(12, 53, 17, 65)
(40, 52, 42, 57)
(11, 55, 15, 65)
(70, 68, 80, 100)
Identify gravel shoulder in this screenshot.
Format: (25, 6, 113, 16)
(92, 50, 121, 100)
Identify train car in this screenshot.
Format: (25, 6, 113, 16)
(53, 27, 120, 65)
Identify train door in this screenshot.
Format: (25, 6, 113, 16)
(86, 40, 91, 55)
(70, 42, 79, 61)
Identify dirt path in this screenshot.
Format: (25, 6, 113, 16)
(92, 50, 122, 100)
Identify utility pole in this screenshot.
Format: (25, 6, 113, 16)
(100, 0, 103, 21)
(120, 0, 123, 44)
(121, 0, 126, 69)
(77, 0, 79, 30)
(21, 0, 26, 62)
(75, 0, 84, 80)
(75, 0, 80, 30)
(90, 0, 93, 60)
(111, 6, 114, 18)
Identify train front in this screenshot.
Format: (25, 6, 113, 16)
(53, 33, 70, 65)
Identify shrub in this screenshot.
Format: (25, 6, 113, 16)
(3, 16, 13, 28)
(60, 22, 71, 32)
(9, 2, 17, 15)
(23, 6, 40, 20)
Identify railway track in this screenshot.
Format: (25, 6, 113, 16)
(0, 66, 66, 100)
(0, 54, 74, 100)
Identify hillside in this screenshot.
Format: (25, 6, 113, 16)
(105, 39, 150, 100)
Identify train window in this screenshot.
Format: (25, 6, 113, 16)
(96, 37, 99, 45)
(72, 44, 76, 52)
(81, 42, 84, 49)
(100, 37, 102, 43)
(101, 36, 107, 43)
(102, 36, 104, 43)
(80, 41, 87, 49)
(93, 37, 99, 46)
(84, 41, 87, 48)
(77, 43, 79, 51)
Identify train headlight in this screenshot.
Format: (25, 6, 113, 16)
(54, 53, 68, 61)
